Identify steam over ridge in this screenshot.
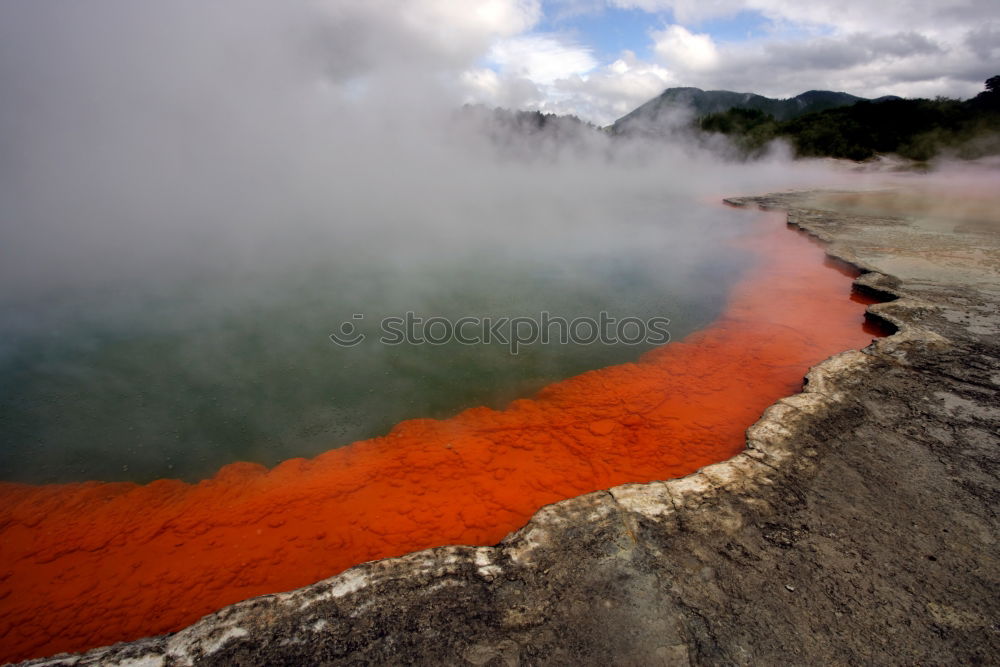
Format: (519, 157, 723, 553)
(4, 5, 1000, 663)
(0, 0, 865, 300)
(3, 2, 998, 485)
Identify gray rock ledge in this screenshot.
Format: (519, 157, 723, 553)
(21, 191, 1000, 666)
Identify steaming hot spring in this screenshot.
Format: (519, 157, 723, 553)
(0, 5, 905, 661)
(0, 178, 887, 660)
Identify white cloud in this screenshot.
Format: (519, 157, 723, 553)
(608, 0, 998, 35)
(646, 26, 991, 101)
(393, 0, 543, 55)
(460, 32, 616, 120)
(460, 67, 547, 110)
(535, 1, 998, 122)
(747, 0, 997, 36)
(652, 25, 720, 70)
(557, 53, 676, 121)
(608, 0, 745, 23)
(487, 34, 598, 84)
(28, 0, 987, 127)
(301, 1, 1000, 122)
(302, 0, 544, 91)
(461, 47, 673, 124)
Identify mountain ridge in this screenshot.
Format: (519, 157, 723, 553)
(611, 86, 899, 133)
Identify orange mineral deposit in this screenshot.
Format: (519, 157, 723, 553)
(0, 213, 885, 662)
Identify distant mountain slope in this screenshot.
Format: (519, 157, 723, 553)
(610, 87, 893, 133)
(696, 76, 1000, 161)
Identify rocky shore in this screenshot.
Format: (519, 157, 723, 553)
(21, 191, 1000, 666)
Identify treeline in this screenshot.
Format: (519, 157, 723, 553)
(698, 76, 1000, 161)
(454, 105, 601, 159)
(458, 105, 595, 137)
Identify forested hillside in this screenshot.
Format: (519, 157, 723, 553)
(698, 76, 1000, 161)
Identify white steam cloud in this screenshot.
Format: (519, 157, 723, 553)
(4, 1, 999, 484)
(0, 0, 876, 300)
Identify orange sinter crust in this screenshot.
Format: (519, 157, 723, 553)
(0, 214, 884, 662)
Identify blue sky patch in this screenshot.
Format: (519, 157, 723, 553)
(539, 7, 663, 62)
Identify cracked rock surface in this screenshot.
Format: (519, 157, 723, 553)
(22, 191, 1000, 666)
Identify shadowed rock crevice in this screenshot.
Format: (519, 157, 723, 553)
(23, 191, 1000, 666)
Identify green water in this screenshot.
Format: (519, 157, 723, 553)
(0, 208, 751, 484)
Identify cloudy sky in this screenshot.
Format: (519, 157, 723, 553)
(459, 0, 999, 123)
(0, 1, 995, 308)
(2, 0, 997, 128)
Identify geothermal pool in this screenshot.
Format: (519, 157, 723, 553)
(0, 207, 883, 662)
(0, 202, 749, 485)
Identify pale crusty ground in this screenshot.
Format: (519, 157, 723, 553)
(22, 189, 1000, 666)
